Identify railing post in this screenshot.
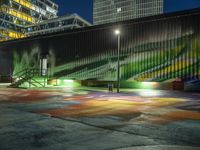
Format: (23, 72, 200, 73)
(44, 76, 46, 87)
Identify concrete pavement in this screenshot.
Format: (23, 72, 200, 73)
(0, 87, 200, 150)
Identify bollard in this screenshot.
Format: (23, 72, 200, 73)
(108, 83, 113, 92)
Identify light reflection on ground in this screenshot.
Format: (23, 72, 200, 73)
(0, 88, 200, 125)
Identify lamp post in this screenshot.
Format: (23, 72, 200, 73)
(115, 29, 120, 93)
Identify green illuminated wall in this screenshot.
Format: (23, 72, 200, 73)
(0, 9, 200, 85)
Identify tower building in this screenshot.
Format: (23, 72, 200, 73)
(93, 0, 163, 25)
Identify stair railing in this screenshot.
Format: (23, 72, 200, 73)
(11, 68, 29, 84)
(11, 68, 48, 88)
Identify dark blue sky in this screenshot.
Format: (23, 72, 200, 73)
(54, 0, 200, 23)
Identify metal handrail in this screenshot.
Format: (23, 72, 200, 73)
(12, 68, 28, 77)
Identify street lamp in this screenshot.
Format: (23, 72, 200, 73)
(115, 29, 120, 93)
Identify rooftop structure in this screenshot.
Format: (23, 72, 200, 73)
(26, 14, 91, 37)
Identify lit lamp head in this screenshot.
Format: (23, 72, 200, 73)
(115, 29, 120, 35)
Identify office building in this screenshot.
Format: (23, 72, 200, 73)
(93, 0, 163, 25)
(0, 0, 58, 41)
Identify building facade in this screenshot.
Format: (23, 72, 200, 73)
(93, 0, 163, 25)
(0, 0, 58, 41)
(0, 9, 200, 89)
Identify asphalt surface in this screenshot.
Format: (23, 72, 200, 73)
(0, 87, 200, 150)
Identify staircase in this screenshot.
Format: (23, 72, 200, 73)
(9, 68, 47, 88)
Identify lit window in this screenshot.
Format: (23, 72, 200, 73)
(117, 7, 122, 13)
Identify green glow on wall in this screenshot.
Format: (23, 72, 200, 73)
(18, 77, 47, 88)
(63, 79, 74, 84)
(13, 48, 40, 75)
(139, 82, 159, 89)
(49, 79, 81, 88)
(120, 81, 160, 89)
(60, 79, 80, 87)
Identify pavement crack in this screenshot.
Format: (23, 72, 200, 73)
(51, 115, 151, 138)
